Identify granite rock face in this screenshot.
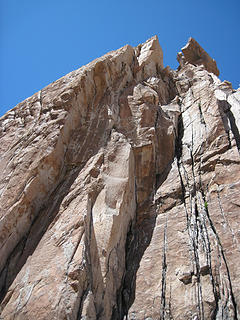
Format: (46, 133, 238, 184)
(0, 36, 239, 320)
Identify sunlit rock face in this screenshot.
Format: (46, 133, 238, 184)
(0, 35, 239, 320)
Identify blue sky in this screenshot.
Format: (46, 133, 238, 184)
(1, 0, 239, 116)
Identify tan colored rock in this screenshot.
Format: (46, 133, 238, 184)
(0, 36, 239, 320)
(135, 35, 164, 79)
(178, 37, 220, 76)
(129, 60, 240, 320)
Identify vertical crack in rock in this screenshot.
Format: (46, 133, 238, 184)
(176, 114, 186, 203)
(198, 102, 207, 127)
(201, 189, 238, 319)
(177, 128, 205, 320)
(160, 217, 168, 319)
(197, 168, 220, 319)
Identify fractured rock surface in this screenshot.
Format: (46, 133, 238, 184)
(0, 36, 239, 319)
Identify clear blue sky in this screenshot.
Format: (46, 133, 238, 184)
(1, 0, 239, 116)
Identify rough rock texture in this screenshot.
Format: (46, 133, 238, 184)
(177, 37, 220, 77)
(0, 36, 239, 320)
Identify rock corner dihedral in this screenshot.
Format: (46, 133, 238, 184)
(0, 36, 239, 320)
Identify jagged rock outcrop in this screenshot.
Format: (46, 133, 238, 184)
(177, 37, 220, 76)
(0, 35, 239, 320)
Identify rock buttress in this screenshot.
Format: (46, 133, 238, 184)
(0, 36, 239, 319)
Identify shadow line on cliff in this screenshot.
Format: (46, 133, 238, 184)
(217, 99, 240, 152)
(111, 158, 175, 319)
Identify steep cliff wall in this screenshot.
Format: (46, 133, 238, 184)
(0, 36, 239, 320)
